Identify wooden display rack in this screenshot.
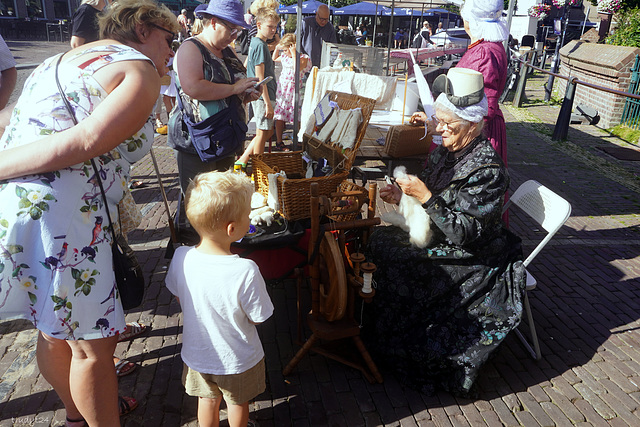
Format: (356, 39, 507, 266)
(282, 182, 383, 384)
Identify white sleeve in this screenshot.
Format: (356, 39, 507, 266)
(240, 261, 274, 324)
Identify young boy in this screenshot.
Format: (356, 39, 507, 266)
(236, 7, 279, 168)
(166, 171, 274, 427)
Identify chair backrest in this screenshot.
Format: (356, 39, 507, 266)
(521, 35, 535, 48)
(503, 180, 571, 268)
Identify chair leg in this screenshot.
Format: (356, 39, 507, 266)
(515, 291, 542, 360)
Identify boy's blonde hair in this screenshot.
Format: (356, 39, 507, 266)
(255, 7, 279, 24)
(185, 171, 253, 235)
(249, 0, 279, 15)
(278, 33, 295, 49)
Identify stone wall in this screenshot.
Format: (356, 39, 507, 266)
(559, 40, 640, 128)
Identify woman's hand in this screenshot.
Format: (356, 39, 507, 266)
(380, 184, 402, 205)
(409, 111, 428, 125)
(244, 87, 261, 103)
(396, 175, 432, 204)
(234, 77, 259, 96)
(409, 112, 436, 134)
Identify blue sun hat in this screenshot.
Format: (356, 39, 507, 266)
(194, 4, 208, 18)
(197, 0, 250, 29)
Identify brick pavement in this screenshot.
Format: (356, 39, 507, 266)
(1, 42, 640, 426)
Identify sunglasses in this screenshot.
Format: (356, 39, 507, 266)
(150, 23, 175, 48)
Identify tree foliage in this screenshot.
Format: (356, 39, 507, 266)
(607, 7, 640, 46)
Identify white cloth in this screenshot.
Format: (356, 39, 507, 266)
(267, 171, 286, 211)
(165, 246, 274, 375)
(334, 108, 362, 150)
(0, 35, 16, 71)
(299, 68, 396, 140)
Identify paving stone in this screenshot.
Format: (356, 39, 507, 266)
(574, 384, 616, 420)
(543, 386, 585, 423)
(517, 392, 554, 427)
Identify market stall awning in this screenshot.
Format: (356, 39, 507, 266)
(380, 7, 423, 16)
(278, 0, 335, 15)
(333, 2, 384, 16)
(158, 0, 204, 10)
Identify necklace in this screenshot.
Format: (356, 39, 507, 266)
(443, 137, 481, 168)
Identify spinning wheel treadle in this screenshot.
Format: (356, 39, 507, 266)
(318, 232, 347, 322)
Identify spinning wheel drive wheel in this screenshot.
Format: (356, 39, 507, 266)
(317, 232, 347, 322)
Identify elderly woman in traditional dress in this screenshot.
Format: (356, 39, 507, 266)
(0, 0, 178, 424)
(364, 68, 526, 397)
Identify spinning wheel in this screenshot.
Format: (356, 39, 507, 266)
(318, 232, 347, 322)
(282, 182, 383, 383)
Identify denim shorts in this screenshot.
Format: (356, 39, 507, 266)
(251, 98, 275, 131)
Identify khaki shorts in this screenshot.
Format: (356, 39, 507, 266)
(251, 98, 275, 131)
(182, 358, 265, 405)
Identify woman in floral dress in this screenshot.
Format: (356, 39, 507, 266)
(272, 33, 311, 150)
(0, 0, 179, 425)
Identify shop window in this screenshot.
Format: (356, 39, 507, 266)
(0, 0, 16, 17)
(25, 0, 44, 19)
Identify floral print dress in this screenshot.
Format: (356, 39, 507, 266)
(273, 53, 311, 123)
(363, 138, 526, 396)
(0, 45, 154, 340)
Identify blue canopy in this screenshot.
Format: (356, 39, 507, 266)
(278, 0, 335, 15)
(333, 2, 383, 16)
(380, 7, 422, 17)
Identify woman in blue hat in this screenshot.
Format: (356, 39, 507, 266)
(169, 0, 260, 197)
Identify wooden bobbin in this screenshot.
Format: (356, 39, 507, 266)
(359, 262, 377, 302)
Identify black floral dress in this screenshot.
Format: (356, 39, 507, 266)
(363, 138, 526, 396)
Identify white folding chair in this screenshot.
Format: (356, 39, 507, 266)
(503, 180, 572, 360)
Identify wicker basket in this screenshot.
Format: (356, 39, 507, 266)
(252, 151, 349, 221)
(384, 124, 432, 158)
(251, 91, 376, 221)
(303, 91, 377, 171)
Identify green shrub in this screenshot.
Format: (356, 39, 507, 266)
(284, 15, 297, 33)
(607, 7, 640, 47)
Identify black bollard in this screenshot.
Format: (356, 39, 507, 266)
(552, 78, 577, 141)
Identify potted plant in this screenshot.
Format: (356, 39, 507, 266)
(597, 0, 623, 38)
(528, 4, 552, 20)
(597, 0, 623, 14)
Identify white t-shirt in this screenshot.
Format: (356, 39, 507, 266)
(165, 246, 274, 375)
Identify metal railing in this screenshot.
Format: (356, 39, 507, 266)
(512, 54, 640, 141)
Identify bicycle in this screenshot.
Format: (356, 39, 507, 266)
(499, 47, 522, 104)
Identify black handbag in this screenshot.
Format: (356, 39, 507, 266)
(55, 53, 145, 310)
(180, 95, 247, 163)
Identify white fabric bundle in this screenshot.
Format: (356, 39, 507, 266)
(380, 166, 433, 248)
(267, 171, 286, 211)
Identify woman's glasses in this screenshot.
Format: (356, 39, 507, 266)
(432, 115, 462, 131)
(150, 23, 175, 48)
(217, 19, 241, 37)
